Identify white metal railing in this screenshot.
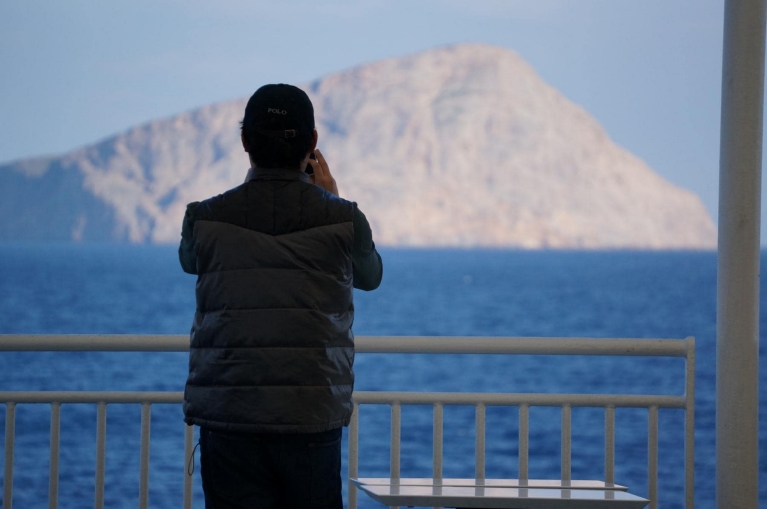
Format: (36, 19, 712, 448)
(347, 336, 694, 509)
(0, 335, 695, 509)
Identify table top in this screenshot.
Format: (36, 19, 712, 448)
(351, 479, 649, 509)
(352, 478, 628, 491)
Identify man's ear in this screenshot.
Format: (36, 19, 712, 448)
(309, 129, 318, 153)
(241, 132, 249, 153)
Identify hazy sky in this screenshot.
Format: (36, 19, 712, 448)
(1, 0, 762, 239)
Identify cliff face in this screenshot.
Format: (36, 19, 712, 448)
(0, 43, 716, 248)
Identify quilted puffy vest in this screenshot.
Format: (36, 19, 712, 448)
(183, 168, 355, 433)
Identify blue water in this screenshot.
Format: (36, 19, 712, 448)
(0, 244, 764, 508)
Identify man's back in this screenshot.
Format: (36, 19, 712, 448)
(181, 168, 359, 433)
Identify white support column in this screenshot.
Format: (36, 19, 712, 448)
(717, 0, 766, 507)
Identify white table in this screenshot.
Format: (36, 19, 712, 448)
(351, 478, 650, 509)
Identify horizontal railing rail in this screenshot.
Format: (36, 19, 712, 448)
(0, 334, 688, 356)
(0, 335, 695, 509)
(0, 392, 183, 404)
(352, 392, 686, 408)
(0, 391, 685, 408)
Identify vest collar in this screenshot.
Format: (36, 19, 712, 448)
(245, 166, 310, 184)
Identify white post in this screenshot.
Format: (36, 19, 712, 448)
(717, 0, 765, 507)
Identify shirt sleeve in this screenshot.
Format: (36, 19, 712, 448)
(178, 202, 200, 275)
(352, 205, 383, 291)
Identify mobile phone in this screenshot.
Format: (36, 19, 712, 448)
(305, 153, 316, 175)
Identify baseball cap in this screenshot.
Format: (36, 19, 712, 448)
(242, 84, 315, 139)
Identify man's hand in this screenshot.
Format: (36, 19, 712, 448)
(307, 149, 339, 196)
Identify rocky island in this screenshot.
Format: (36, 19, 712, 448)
(0, 43, 716, 249)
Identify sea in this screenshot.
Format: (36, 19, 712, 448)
(0, 243, 765, 508)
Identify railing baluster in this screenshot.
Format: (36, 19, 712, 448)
(475, 403, 485, 480)
(518, 403, 529, 482)
(4, 402, 16, 509)
(390, 402, 401, 509)
(139, 403, 151, 509)
(648, 405, 658, 509)
(685, 337, 695, 509)
(433, 403, 443, 479)
(605, 405, 615, 484)
(49, 402, 61, 509)
(561, 404, 571, 482)
(183, 424, 193, 509)
(94, 402, 106, 509)
(390, 402, 401, 479)
(348, 403, 359, 509)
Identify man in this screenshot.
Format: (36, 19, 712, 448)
(178, 83, 383, 509)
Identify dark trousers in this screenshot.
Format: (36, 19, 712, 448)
(199, 426, 343, 509)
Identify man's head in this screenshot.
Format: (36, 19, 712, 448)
(241, 84, 316, 170)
